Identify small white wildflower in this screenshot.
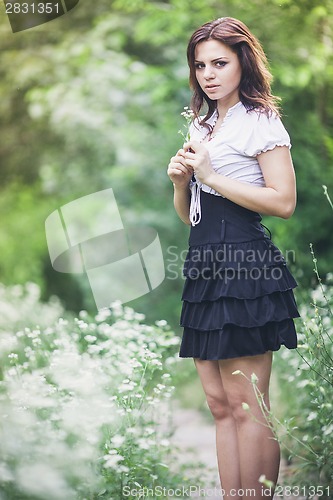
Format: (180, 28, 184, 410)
(323, 424, 333, 436)
(95, 308, 111, 322)
(134, 312, 145, 321)
(87, 344, 102, 354)
(242, 402, 250, 411)
(155, 320, 168, 327)
(251, 373, 258, 383)
(103, 451, 124, 468)
(84, 335, 97, 343)
(150, 359, 162, 367)
(110, 435, 125, 447)
(137, 438, 156, 450)
(258, 475, 274, 488)
(179, 106, 195, 142)
(118, 465, 129, 473)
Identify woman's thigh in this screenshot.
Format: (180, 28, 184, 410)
(218, 351, 273, 418)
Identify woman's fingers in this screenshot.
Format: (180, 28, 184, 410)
(168, 156, 193, 173)
(168, 165, 191, 177)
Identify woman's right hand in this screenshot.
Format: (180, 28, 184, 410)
(167, 148, 193, 189)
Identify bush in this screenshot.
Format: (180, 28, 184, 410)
(273, 188, 333, 496)
(0, 283, 200, 499)
(275, 271, 333, 494)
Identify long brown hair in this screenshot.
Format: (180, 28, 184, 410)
(187, 17, 280, 126)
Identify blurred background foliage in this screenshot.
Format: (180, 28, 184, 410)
(0, 0, 332, 329)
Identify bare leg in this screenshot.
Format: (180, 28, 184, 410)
(219, 352, 280, 499)
(194, 359, 242, 500)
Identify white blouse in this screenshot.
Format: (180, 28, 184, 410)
(188, 101, 291, 225)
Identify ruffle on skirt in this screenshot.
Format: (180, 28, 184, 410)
(179, 191, 300, 360)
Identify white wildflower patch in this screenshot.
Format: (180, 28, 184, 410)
(16, 463, 72, 500)
(0, 283, 180, 498)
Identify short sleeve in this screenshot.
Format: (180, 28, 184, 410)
(243, 112, 291, 157)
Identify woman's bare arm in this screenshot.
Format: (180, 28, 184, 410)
(184, 142, 296, 219)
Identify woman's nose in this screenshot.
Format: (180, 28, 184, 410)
(203, 66, 215, 79)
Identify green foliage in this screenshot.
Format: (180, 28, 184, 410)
(0, 283, 205, 499)
(274, 274, 333, 493)
(272, 192, 333, 493)
(1, 0, 333, 325)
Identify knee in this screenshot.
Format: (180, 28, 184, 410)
(205, 394, 232, 422)
(228, 396, 258, 425)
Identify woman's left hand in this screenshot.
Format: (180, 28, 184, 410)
(183, 141, 215, 185)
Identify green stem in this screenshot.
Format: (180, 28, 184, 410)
(322, 185, 333, 210)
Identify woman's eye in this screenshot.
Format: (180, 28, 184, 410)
(195, 63, 205, 69)
(216, 61, 227, 67)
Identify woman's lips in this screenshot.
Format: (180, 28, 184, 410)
(205, 85, 220, 92)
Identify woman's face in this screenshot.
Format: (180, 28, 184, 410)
(194, 39, 242, 106)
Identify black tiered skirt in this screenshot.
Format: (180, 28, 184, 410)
(179, 190, 300, 360)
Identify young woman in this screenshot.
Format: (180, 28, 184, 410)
(167, 17, 300, 499)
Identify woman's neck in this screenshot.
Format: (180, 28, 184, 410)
(216, 95, 240, 121)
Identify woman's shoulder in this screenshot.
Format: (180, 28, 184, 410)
(238, 106, 291, 157)
(236, 103, 281, 124)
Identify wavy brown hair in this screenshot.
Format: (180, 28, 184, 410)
(187, 17, 280, 127)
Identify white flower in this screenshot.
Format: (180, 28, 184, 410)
(155, 320, 168, 327)
(150, 359, 162, 367)
(137, 438, 155, 450)
(103, 450, 124, 468)
(8, 353, 18, 360)
(110, 435, 125, 447)
(95, 308, 111, 323)
(84, 335, 97, 343)
(118, 465, 129, 473)
(179, 106, 195, 142)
